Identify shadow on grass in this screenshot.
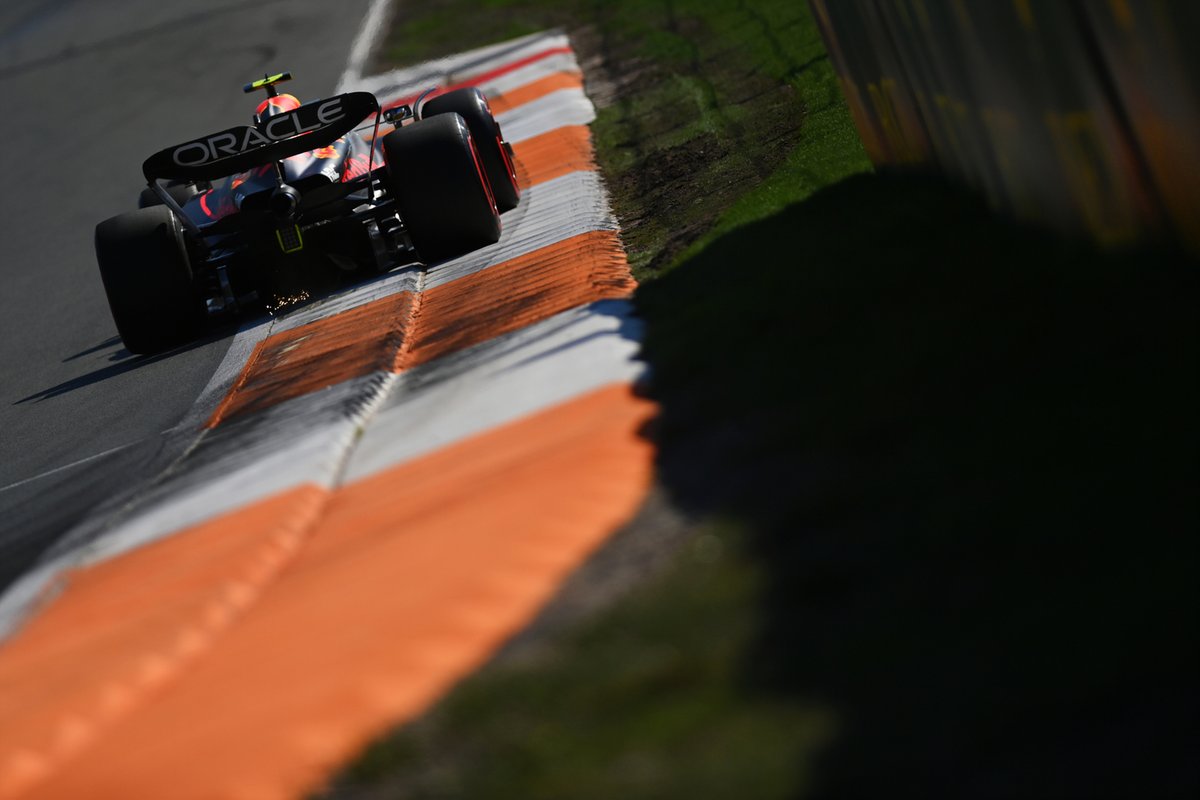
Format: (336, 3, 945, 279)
(320, 172, 1196, 800)
(638, 171, 1199, 796)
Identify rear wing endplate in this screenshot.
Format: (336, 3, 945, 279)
(142, 91, 380, 183)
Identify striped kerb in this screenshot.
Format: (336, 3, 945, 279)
(0, 387, 653, 800)
(0, 33, 652, 800)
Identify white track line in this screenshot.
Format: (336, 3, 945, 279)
(0, 442, 138, 494)
(335, 0, 397, 94)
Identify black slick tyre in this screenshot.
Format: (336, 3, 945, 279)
(138, 181, 199, 210)
(95, 206, 204, 355)
(421, 88, 521, 213)
(382, 113, 501, 263)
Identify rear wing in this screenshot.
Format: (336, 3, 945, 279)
(142, 91, 380, 182)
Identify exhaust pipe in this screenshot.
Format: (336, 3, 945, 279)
(269, 183, 301, 222)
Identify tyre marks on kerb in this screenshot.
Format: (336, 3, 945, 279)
(206, 292, 418, 425)
(344, 300, 645, 480)
(209, 226, 631, 425)
(0, 30, 653, 800)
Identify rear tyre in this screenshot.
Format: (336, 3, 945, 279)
(95, 206, 204, 355)
(138, 181, 199, 209)
(422, 88, 521, 212)
(382, 113, 501, 263)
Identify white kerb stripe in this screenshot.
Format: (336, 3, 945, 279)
(344, 300, 645, 482)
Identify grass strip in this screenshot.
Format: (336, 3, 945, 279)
(375, 0, 870, 279)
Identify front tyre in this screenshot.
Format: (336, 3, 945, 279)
(421, 88, 521, 213)
(382, 113, 501, 263)
(95, 206, 205, 355)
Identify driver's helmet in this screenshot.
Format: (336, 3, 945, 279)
(256, 93, 301, 120)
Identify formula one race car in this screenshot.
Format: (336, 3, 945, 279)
(95, 72, 520, 354)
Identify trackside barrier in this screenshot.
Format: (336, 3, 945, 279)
(809, 0, 1199, 253)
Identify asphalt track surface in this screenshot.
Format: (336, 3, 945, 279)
(0, 0, 374, 590)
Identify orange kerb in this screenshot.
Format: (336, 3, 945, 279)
(207, 292, 415, 427)
(210, 231, 633, 427)
(398, 230, 634, 369)
(9, 384, 656, 800)
(511, 125, 597, 186)
(487, 71, 583, 115)
(0, 486, 326, 800)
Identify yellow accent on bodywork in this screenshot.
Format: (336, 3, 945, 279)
(251, 73, 288, 89)
(276, 225, 304, 254)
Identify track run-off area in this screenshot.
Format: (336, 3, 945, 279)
(0, 14, 654, 800)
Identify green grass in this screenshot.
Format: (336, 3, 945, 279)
(322, 1, 1200, 797)
(378, 0, 871, 279)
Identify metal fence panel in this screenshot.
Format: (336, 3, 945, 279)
(810, 0, 1196, 252)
